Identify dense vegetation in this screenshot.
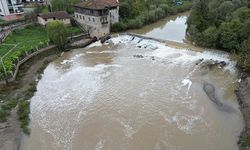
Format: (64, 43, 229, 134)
(112, 0, 193, 31)
(186, 0, 250, 71)
(47, 20, 68, 50)
(0, 25, 49, 80)
(0, 24, 81, 80)
(50, 0, 81, 13)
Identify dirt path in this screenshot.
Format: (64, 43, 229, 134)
(0, 49, 60, 150)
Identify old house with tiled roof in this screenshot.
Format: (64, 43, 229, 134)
(74, 0, 119, 38)
(37, 11, 71, 26)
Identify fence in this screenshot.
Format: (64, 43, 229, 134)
(0, 22, 32, 44)
(0, 44, 56, 84)
(0, 33, 91, 84)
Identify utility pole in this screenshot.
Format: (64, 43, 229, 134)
(0, 56, 8, 85)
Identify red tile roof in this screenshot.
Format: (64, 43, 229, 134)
(74, 0, 119, 10)
(38, 11, 70, 19)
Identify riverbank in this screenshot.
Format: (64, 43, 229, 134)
(0, 48, 60, 149)
(236, 72, 250, 150)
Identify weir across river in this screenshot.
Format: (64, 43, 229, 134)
(120, 32, 208, 52)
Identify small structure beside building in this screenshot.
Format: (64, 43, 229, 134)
(74, 0, 119, 39)
(37, 11, 71, 26)
(0, 0, 24, 21)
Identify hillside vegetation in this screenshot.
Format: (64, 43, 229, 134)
(186, 0, 250, 71)
(112, 0, 193, 31)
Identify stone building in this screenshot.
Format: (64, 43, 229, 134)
(74, 0, 119, 39)
(0, 0, 24, 20)
(37, 11, 71, 26)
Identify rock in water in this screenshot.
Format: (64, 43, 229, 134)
(203, 82, 235, 113)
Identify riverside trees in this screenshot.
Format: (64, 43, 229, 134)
(112, 0, 193, 31)
(47, 20, 68, 50)
(186, 0, 250, 70)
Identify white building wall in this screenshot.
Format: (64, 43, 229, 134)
(109, 6, 119, 25)
(75, 12, 110, 38)
(26, 0, 44, 2)
(0, 0, 10, 16)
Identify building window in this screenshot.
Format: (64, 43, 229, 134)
(89, 17, 91, 21)
(82, 16, 85, 20)
(76, 14, 78, 18)
(80, 15, 81, 19)
(90, 10, 94, 15)
(93, 18, 95, 22)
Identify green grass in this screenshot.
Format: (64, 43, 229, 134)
(0, 44, 15, 57)
(0, 25, 49, 78)
(18, 100, 30, 134)
(239, 134, 250, 147)
(41, 7, 49, 13)
(67, 26, 82, 35)
(0, 99, 18, 122)
(0, 24, 82, 79)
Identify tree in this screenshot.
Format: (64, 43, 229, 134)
(50, 0, 81, 13)
(47, 20, 68, 50)
(218, 1, 236, 21)
(119, 2, 133, 19)
(219, 20, 241, 52)
(202, 26, 219, 47)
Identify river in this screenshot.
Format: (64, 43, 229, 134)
(21, 13, 244, 150)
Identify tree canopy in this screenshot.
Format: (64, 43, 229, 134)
(47, 20, 68, 50)
(187, 0, 250, 70)
(112, 0, 193, 31)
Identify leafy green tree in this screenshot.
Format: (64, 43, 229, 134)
(233, 7, 250, 22)
(47, 20, 68, 50)
(50, 0, 81, 13)
(159, 4, 169, 14)
(218, 1, 236, 21)
(202, 26, 219, 47)
(119, 2, 133, 19)
(219, 20, 241, 51)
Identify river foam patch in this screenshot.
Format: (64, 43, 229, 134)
(108, 35, 236, 73)
(30, 61, 121, 149)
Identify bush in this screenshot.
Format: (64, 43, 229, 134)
(47, 20, 68, 50)
(18, 100, 30, 134)
(202, 26, 219, 47)
(155, 8, 165, 19)
(0, 99, 18, 122)
(160, 4, 169, 15)
(111, 22, 126, 32)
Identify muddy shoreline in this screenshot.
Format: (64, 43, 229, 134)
(236, 71, 250, 150)
(0, 49, 60, 150)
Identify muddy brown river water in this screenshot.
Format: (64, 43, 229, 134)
(21, 13, 244, 150)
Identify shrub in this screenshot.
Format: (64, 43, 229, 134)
(160, 4, 169, 15)
(0, 99, 18, 122)
(47, 20, 68, 50)
(18, 100, 30, 134)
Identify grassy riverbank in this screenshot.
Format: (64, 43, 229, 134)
(0, 48, 60, 141)
(0, 24, 81, 80)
